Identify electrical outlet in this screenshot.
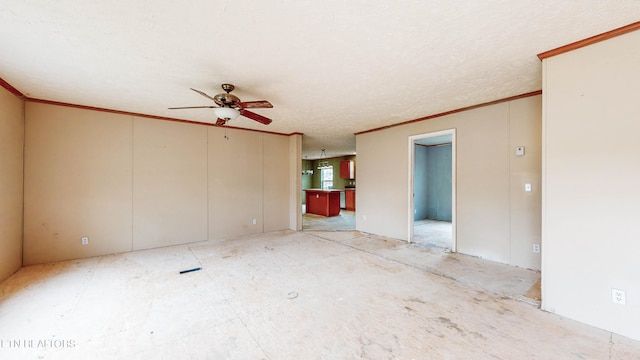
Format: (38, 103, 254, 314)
(525, 183, 532, 192)
(252, 218, 257, 225)
(363, 215, 367, 221)
(612, 289, 626, 305)
(81, 236, 89, 245)
(532, 244, 540, 253)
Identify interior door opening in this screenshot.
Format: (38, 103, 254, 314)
(301, 155, 357, 231)
(408, 130, 456, 251)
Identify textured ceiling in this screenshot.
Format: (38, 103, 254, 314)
(1, 1, 638, 159)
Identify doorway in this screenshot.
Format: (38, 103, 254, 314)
(301, 155, 356, 231)
(408, 129, 456, 251)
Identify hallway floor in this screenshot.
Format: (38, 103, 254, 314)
(413, 219, 453, 250)
(1, 231, 638, 359)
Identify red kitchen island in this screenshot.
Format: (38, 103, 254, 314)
(305, 189, 342, 217)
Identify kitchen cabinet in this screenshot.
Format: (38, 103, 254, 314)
(305, 189, 342, 217)
(340, 160, 355, 179)
(345, 189, 356, 211)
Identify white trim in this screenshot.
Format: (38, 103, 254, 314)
(408, 129, 457, 252)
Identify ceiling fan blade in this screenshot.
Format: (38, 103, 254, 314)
(215, 118, 227, 126)
(168, 105, 217, 109)
(190, 88, 217, 102)
(239, 100, 273, 109)
(241, 110, 272, 125)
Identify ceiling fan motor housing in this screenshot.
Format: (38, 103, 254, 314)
(213, 93, 241, 107)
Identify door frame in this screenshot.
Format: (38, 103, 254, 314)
(407, 129, 457, 251)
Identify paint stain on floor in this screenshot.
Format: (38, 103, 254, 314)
(525, 278, 542, 301)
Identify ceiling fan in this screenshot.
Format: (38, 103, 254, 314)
(169, 84, 273, 126)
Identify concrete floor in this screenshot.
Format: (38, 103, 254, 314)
(1, 230, 639, 359)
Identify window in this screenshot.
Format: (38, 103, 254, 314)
(321, 166, 333, 190)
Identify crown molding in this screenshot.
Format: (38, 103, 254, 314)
(0, 77, 25, 98)
(0, 76, 292, 137)
(355, 90, 542, 135)
(538, 21, 640, 60)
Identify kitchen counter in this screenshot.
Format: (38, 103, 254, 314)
(305, 189, 342, 217)
(305, 189, 344, 192)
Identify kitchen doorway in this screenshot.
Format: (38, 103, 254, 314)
(301, 155, 356, 231)
(408, 129, 456, 251)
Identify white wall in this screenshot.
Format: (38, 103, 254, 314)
(542, 29, 640, 341)
(23, 102, 295, 265)
(0, 86, 24, 282)
(356, 95, 542, 270)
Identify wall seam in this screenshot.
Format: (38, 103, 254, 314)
(508, 101, 513, 266)
(262, 134, 265, 233)
(130, 116, 135, 251)
(21, 97, 26, 267)
(206, 127, 210, 241)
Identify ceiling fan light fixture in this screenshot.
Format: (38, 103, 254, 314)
(213, 107, 240, 121)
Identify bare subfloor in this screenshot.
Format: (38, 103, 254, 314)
(302, 207, 355, 231)
(413, 219, 453, 250)
(1, 231, 638, 359)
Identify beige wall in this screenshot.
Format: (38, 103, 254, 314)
(133, 117, 208, 250)
(23, 103, 294, 265)
(289, 134, 302, 231)
(208, 126, 292, 238)
(356, 95, 542, 269)
(542, 30, 640, 340)
(509, 99, 543, 269)
(0, 87, 24, 282)
(24, 104, 134, 264)
(209, 127, 264, 238)
(263, 133, 292, 232)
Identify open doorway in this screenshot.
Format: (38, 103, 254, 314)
(301, 155, 356, 231)
(408, 129, 456, 251)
